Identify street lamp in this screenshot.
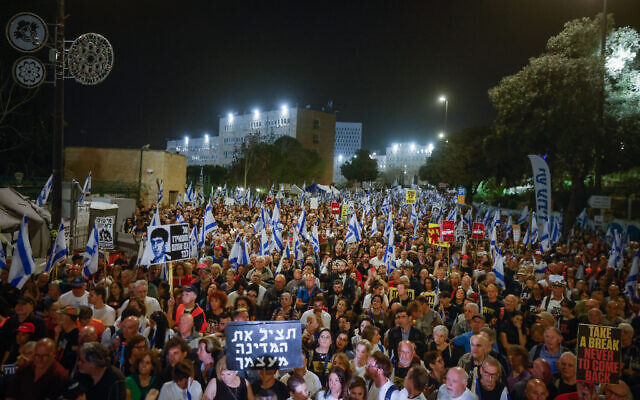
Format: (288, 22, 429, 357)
(438, 132, 445, 139)
(137, 144, 150, 201)
(439, 95, 449, 135)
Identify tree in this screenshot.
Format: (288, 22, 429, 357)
(340, 149, 379, 184)
(487, 14, 640, 219)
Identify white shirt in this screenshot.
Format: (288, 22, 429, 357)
(368, 379, 402, 400)
(398, 388, 427, 400)
(436, 384, 477, 400)
(119, 296, 162, 318)
(300, 309, 332, 329)
(91, 304, 116, 326)
(158, 378, 202, 400)
(59, 290, 89, 307)
(317, 390, 341, 400)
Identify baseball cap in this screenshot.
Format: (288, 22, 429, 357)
(472, 313, 486, 321)
(534, 250, 542, 256)
(183, 285, 199, 295)
(516, 268, 527, 275)
(551, 280, 565, 287)
(16, 322, 36, 333)
(214, 245, 222, 250)
(461, 254, 469, 259)
(70, 276, 86, 288)
(57, 305, 79, 318)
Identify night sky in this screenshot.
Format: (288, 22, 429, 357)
(5, 0, 640, 153)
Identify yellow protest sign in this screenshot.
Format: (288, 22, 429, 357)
(428, 223, 450, 248)
(340, 204, 348, 222)
(406, 190, 416, 204)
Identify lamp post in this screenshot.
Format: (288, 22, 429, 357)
(137, 144, 150, 202)
(439, 95, 449, 135)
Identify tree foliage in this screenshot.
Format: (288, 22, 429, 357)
(229, 134, 324, 187)
(340, 149, 379, 184)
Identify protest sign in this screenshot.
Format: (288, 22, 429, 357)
(331, 202, 340, 215)
(428, 223, 450, 248)
(340, 204, 348, 222)
(226, 320, 302, 370)
(576, 324, 622, 384)
(388, 287, 415, 301)
(1, 364, 17, 376)
(442, 220, 455, 242)
(472, 222, 485, 240)
(512, 224, 521, 242)
(95, 216, 114, 249)
(457, 187, 466, 204)
(142, 223, 191, 265)
(406, 190, 416, 204)
(310, 198, 318, 210)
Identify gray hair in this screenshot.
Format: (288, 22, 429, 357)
(134, 280, 148, 289)
(80, 342, 111, 368)
(560, 352, 576, 362)
(619, 322, 634, 335)
(433, 325, 449, 337)
(465, 303, 479, 313)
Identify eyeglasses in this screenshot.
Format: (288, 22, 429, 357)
(481, 368, 499, 379)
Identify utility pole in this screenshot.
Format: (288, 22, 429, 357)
(51, 0, 65, 227)
(596, 0, 608, 191)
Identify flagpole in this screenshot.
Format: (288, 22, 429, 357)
(168, 262, 174, 295)
(51, 0, 65, 228)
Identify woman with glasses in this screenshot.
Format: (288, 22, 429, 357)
(309, 328, 334, 388)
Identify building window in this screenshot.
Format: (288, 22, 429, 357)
(313, 119, 320, 129)
(313, 134, 319, 144)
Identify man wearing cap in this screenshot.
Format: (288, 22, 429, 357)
(55, 305, 80, 372)
(541, 280, 571, 318)
(170, 285, 208, 334)
(531, 251, 547, 281)
(211, 244, 225, 265)
(453, 313, 486, 353)
(6, 338, 69, 400)
(59, 276, 89, 307)
(0, 296, 47, 355)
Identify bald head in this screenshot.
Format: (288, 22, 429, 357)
(34, 338, 56, 370)
(532, 358, 552, 384)
(525, 379, 549, 400)
(445, 367, 468, 398)
(79, 325, 98, 345)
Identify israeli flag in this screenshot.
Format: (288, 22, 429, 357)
(271, 201, 284, 251)
(0, 240, 5, 270)
(625, 250, 639, 303)
(490, 225, 501, 260)
(370, 215, 378, 237)
(157, 179, 163, 204)
(8, 216, 36, 288)
(186, 182, 194, 202)
(539, 221, 551, 253)
(491, 207, 501, 231)
(530, 213, 539, 244)
(504, 215, 513, 241)
(492, 254, 506, 290)
(382, 195, 391, 215)
(483, 209, 493, 230)
(229, 235, 243, 269)
(45, 221, 67, 273)
(197, 187, 205, 207)
(446, 206, 457, 222)
(311, 223, 320, 254)
(575, 208, 587, 229)
(464, 207, 473, 231)
(176, 193, 183, 208)
(383, 224, 396, 275)
(260, 229, 271, 256)
(204, 203, 217, 234)
(189, 226, 199, 259)
(523, 224, 530, 248)
(176, 212, 185, 224)
(199, 220, 206, 248)
(605, 225, 615, 245)
(567, 226, 575, 246)
(296, 208, 307, 237)
(293, 232, 304, 263)
(253, 206, 269, 233)
(383, 212, 393, 240)
(550, 215, 561, 244)
(344, 213, 362, 244)
(78, 171, 92, 204)
(150, 206, 161, 227)
(516, 205, 529, 225)
(37, 174, 53, 207)
(83, 224, 99, 277)
(607, 231, 623, 270)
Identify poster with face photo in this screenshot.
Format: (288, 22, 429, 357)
(141, 223, 190, 265)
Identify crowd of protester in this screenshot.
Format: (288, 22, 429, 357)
(0, 193, 638, 400)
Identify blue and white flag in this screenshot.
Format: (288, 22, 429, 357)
(293, 232, 304, 263)
(186, 182, 194, 203)
(344, 213, 362, 245)
(625, 250, 639, 303)
(45, 221, 67, 273)
(197, 187, 205, 207)
(383, 224, 396, 275)
(370, 215, 378, 237)
(296, 208, 307, 237)
(37, 174, 53, 207)
(446, 206, 457, 223)
(157, 179, 163, 204)
(550, 215, 561, 244)
(464, 207, 473, 231)
(490, 225, 501, 260)
(78, 171, 92, 204)
(197, 222, 205, 249)
(189, 226, 199, 259)
(260, 229, 271, 256)
(83, 224, 99, 277)
(229, 235, 243, 269)
(504, 215, 513, 241)
(150, 206, 161, 227)
(516, 205, 529, 226)
(383, 212, 393, 240)
(567, 226, 575, 246)
(8, 216, 35, 289)
(176, 212, 185, 224)
(607, 231, 623, 270)
(492, 255, 506, 290)
(491, 207, 501, 231)
(528, 155, 552, 226)
(271, 201, 284, 251)
(0, 242, 5, 270)
(575, 208, 587, 229)
(311, 223, 320, 254)
(176, 193, 183, 208)
(203, 203, 217, 234)
(539, 221, 551, 253)
(530, 213, 539, 244)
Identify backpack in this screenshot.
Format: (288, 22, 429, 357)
(385, 384, 399, 400)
